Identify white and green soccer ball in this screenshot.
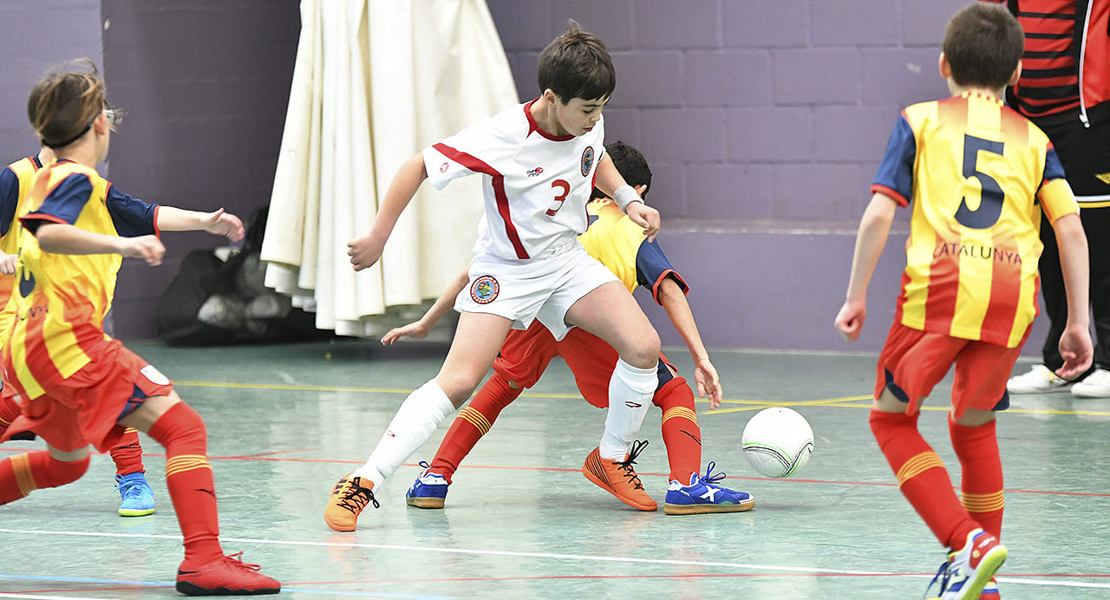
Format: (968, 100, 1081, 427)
(742, 407, 814, 478)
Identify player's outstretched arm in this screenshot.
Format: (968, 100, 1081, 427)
(1051, 212, 1093, 379)
(657, 276, 723, 408)
(381, 269, 470, 345)
(157, 206, 245, 242)
(835, 192, 898, 342)
(349, 153, 428, 272)
(35, 223, 165, 265)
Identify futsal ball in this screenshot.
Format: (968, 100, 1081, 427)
(741, 407, 814, 478)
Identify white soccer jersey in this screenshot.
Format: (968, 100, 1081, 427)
(423, 100, 606, 260)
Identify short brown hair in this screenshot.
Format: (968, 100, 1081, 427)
(28, 59, 109, 149)
(942, 3, 1024, 90)
(537, 21, 615, 103)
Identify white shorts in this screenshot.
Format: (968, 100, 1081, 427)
(454, 241, 618, 341)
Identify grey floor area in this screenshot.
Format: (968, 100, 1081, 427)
(0, 340, 1107, 599)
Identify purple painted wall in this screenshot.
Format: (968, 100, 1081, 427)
(486, 0, 1050, 353)
(99, 0, 300, 338)
(0, 1, 1053, 352)
(0, 0, 102, 167)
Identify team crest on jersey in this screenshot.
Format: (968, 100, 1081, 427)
(581, 146, 594, 177)
(470, 275, 499, 304)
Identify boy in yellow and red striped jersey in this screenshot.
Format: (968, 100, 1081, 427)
(0, 148, 155, 517)
(835, 5, 1091, 600)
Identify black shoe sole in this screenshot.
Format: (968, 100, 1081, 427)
(175, 582, 281, 596)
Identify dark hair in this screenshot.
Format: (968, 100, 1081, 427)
(28, 59, 110, 149)
(942, 3, 1024, 90)
(537, 21, 616, 103)
(592, 141, 652, 201)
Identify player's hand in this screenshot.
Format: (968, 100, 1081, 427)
(381, 320, 431, 345)
(694, 357, 723, 409)
(0, 253, 17, 275)
(626, 202, 660, 242)
(1057, 323, 1093, 380)
(121, 235, 166, 266)
(834, 300, 866, 342)
(201, 208, 245, 243)
(347, 232, 386, 272)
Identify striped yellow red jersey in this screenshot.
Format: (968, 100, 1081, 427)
(577, 197, 688, 303)
(4, 160, 159, 398)
(0, 155, 46, 312)
(871, 92, 1078, 348)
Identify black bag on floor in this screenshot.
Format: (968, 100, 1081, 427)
(155, 208, 328, 346)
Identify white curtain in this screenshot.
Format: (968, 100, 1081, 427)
(261, 0, 519, 337)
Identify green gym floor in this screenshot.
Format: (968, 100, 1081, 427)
(0, 340, 1107, 600)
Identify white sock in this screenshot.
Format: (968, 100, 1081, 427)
(599, 359, 657, 460)
(351, 380, 456, 489)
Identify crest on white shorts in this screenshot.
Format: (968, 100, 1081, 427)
(470, 275, 499, 304)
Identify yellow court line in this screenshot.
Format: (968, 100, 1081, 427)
(175, 380, 1110, 418)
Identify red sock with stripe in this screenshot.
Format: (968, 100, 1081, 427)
(0, 451, 89, 504)
(147, 402, 223, 565)
(653, 378, 701, 483)
(109, 427, 145, 476)
(869, 410, 979, 550)
(430, 373, 522, 483)
(0, 393, 21, 434)
(949, 414, 1005, 539)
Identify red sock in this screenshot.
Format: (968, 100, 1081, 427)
(0, 393, 21, 434)
(653, 378, 701, 483)
(949, 415, 1004, 539)
(108, 427, 145, 476)
(429, 373, 522, 483)
(869, 410, 979, 550)
(0, 451, 89, 504)
(147, 402, 223, 565)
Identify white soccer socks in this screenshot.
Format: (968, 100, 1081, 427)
(352, 379, 456, 489)
(599, 359, 657, 460)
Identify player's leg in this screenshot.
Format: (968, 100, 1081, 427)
(654, 375, 754, 515)
(109, 427, 155, 517)
(564, 281, 660, 463)
(554, 325, 657, 511)
(120, 392, 279, 595)
(873, 324, 1005, 599)
(410, 325, 559, 508)
(0, 443, 90, 504)
(327, 311, 513, 529)
(1072, 204, 1110, 397)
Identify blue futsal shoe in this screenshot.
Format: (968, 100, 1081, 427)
(663, 461, 755, 515)
(116, 472, 155, 517)
(406, 461, 449, 509)
(923, 529, 1007, 600)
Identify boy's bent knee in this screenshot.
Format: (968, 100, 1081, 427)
(620, 330, 660, 369)
(36, 452, 90, 489)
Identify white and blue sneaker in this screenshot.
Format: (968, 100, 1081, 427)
(924, 529, 1007, 600)
(116, 472, 155, 517)
(663, 461, 755, 515)
(406, 461, 449, 509)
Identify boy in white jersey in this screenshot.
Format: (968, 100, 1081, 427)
(325, 23, 663, 531)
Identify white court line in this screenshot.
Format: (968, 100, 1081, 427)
(0, 595, 116, 600)
(2, 528, 1109, 590)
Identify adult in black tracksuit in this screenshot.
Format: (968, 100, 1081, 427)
(991, 0, 1110, 397)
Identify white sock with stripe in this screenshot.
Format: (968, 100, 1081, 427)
(352, 379, 456, 489)
(599, 359, 657, 460)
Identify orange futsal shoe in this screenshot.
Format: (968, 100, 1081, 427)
(582, 440, 657, 511)
(325, 472, 379, 532)
(175, 552, 280, 596)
